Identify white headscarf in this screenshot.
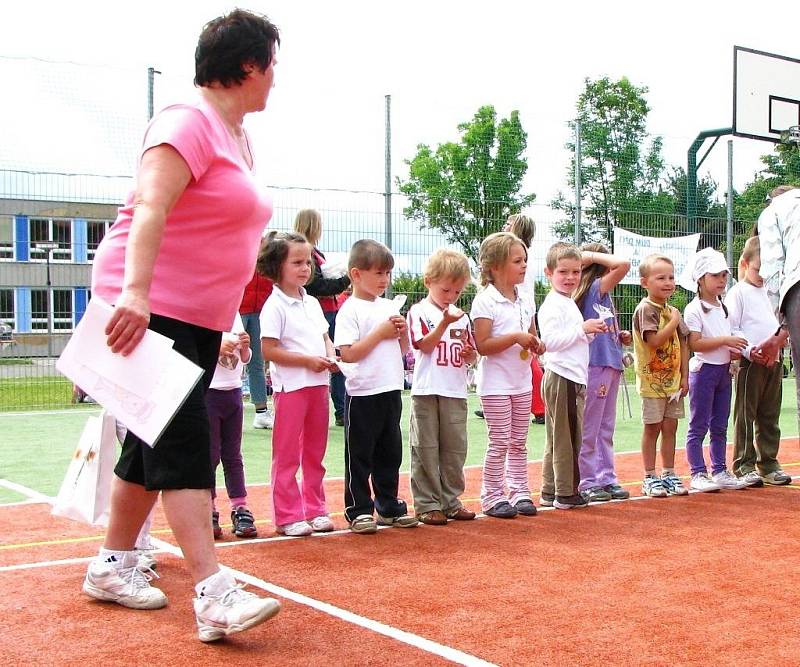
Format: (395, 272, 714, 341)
(678, 247, 729, 292)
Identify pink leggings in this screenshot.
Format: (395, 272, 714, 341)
(271, 385, 329, 526)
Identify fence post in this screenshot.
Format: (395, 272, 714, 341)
(384, 94, 393, 298)
(574, 119, 582, 245)
(726, 139, 734, 283)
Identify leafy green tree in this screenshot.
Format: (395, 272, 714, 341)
(398, 105, 535, 262)
(552, 77, 668, 243)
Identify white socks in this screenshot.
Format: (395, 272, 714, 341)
(195, 569, 236, 598)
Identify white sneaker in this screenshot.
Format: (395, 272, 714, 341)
(194, 581, 280, 642)
(711, 469, 748, 490)
(135, 548, 157, 571)
(309, 515, 334, 532)
(739, 471, 764, 487)
(761, 469, 792, 485)
(276, 520, 313, 537)
(690, 472, 721, 493)
(253, 410, 274, 429)
(83, 552, 167, 609)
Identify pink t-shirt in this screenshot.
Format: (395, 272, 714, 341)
(92, 100, 272, 332)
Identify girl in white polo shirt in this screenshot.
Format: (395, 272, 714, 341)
(683, 247, 748, 492)
(471, 232, 545, 519)
(258, 231, 339, 537)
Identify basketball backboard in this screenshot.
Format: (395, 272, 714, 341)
(734, 46, 800, 143)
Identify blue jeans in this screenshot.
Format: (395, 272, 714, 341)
(325, 310, 346, 418)
(686, 362, 731, 475)
(241, 312, 267, 407)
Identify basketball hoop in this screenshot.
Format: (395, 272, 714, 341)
(780, 125, 800, 145)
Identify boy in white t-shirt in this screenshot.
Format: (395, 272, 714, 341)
(334, 240, 418, 534)
(407, 249, 478, 525)
(725, 236, 792, 486)
(538, 242, 607, 510)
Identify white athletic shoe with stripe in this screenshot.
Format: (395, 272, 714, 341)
(83, 552, 167, 610)
(194, 577, 280, 642)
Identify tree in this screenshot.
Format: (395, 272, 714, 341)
(552, 77, 667, 243)
(398, 105, 535, 262)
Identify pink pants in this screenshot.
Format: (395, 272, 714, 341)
(271, 384, 329, 526)
(479, 391, 533, 510)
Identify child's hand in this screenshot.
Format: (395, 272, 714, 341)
(531, 336, 546, 355)
(583, 318, 608, 335)
(515, 332, 536, 349)
(377, 319, 399, 340)
(729, 349, 742, 360)
(461, 344, 478, 366)
(726, 336, 748, 350)
(220, 338, 238, 356)
(237, 332, 251, 350)
(389, 315, 407, 338)
(618, 330, 632, 346)
(306, 355, 335, 372)
(749, 348, 769, 366)
(442, 304, 464, 325)
(680, 377, 689, 397)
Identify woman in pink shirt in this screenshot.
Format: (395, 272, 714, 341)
(83, 10, 280, 642)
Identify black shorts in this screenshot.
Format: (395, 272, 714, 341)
(114, 314, 222, 491)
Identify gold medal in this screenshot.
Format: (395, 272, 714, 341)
(519, 349, 530, 360)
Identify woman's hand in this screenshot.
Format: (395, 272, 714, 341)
(105, 289, 150, 356)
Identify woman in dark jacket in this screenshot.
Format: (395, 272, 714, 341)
(293, 208, 349, 425)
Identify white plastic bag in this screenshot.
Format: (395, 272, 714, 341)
(51, 410, 117, 526)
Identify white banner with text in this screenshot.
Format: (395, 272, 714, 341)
(613, 228, 701, 285)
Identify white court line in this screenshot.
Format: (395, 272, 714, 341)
(0, 556, 93, 572)
(149, 536, 497, 667)
(0, 479, 53, 503)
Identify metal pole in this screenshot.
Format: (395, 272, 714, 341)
(384, 94, 393, 298)
(687, 127, 732, 232)
(147, 67, 161, 121)
(574, 120, 582, 245)
(726, 139, 734, 283)
(46, 252, 52, 359)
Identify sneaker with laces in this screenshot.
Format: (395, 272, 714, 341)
(581, 486, 612, 503)
(309, 515, 335, 532)
(194, 580, 280, 642)
(484, 501, 518, 518)
(231, 507, 258, 538)
(690, 472, 721, 493)
(135, 548, 158, 571)
(660, 471, 689, 496)
(603, 483, 630, 500)
(539, 492, 555, 507)
(514, 499, 538, 516)
(252, 410, 274, 429)
(642, 475, 668, 498)
(554, 494, 589, 510)
(212, 511, 222, 540)
(739, 471, 764, 487)
(83, 552, 167, 610)
(761, 469, 792, 485)
(376, 512, 419, 528)
(711, 469, 748, 490)
(276, 520, 313, 537)
(349, 514, 378, 534)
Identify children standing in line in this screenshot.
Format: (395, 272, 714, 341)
(725, 237, 793, 486)
(683, 247, 748, 492)
(538, 242, 607, 510)
(407, 249, 478, 525)
(206, 313, 258, 539)
(335, 239, 418, 533)
(632, 254, 690, 497)
(258, 231, 337, 537)
(471, 232, 545, 519)
(573, 244, 632, 502)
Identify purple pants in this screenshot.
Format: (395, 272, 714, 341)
(686, 362, 731, 475)
(578, 366, 621, 492)
(206, 387, 247, 503)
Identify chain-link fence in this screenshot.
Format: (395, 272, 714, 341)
(0, 56, 762, 410)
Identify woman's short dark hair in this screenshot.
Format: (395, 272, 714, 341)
(195, 9, 280, 88)
(256, 231, 309, 282)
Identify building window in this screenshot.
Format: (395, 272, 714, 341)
(29, 217, 72, 262)
(0, 289, 14, 330)
(0, 217, 12, 260)
(87, 220, 111, 261)
(30, 289, 74, 332)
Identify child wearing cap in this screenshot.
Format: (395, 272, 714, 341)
(682, 247, 748, 492)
